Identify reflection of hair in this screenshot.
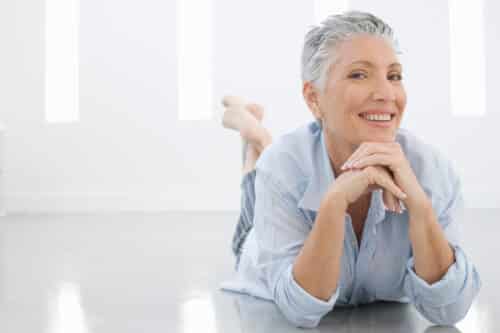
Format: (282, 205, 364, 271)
(301, 11, 400, 93)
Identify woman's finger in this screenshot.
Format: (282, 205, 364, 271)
(382, 189, 398, 212)
(398, 199, 406, 212)
(369, 168, 407, 201)
(390, 191, 402, 213)
(342, 143, 393, 169)
(350, 153, 393, 170)
(382, 188, 390, 211)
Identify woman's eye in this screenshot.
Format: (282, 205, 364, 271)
(349, 72, 367, 79)
(388, 73, 403, 81)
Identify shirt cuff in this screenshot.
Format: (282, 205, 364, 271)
(405, 245, 467, 307)
(286, 264, 339, 312)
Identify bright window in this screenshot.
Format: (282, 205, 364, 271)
(449, 0, 486, 116)
(177, 0, 214, 121)
(45, 0, 80, 123)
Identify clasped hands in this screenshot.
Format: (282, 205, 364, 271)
(340, 142, 430, 216)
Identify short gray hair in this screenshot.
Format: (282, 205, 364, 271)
(301, 11, 400, 92)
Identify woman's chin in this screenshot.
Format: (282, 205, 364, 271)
(359, 130, 396, 143)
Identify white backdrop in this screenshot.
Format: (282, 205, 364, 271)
(0, 0, 498, 213)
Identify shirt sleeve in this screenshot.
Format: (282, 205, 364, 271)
(252, 169, 339, 328)
(403, 164, 481, 325)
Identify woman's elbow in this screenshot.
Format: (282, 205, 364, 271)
(417, 302, 471, 326)
(282, 312, 322, 329)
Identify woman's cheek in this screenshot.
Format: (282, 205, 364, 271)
(397, 87, 407, 108)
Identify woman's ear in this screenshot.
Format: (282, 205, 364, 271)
(302, 81, 322, 121)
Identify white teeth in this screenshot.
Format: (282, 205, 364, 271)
(362, 114, 392, 121)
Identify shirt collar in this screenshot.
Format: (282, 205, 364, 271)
(297, 122, 387, 224)
(297, 123, 335, 212)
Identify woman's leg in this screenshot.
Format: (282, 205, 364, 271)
(221, 99, 273, 270)
(242, 143, 260, 175)
(222, 103, 272, 155)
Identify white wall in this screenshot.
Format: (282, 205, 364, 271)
(0, 0, 498, 213)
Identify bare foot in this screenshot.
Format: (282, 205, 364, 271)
(222, 96, 264, 122)
(246, 103, 264, 122)
(221, 95, 272, 152)
(221, 105, 260, 131)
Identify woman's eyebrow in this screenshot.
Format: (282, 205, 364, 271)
(349, 60, 402, 69)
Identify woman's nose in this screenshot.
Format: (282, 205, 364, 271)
(371, 78, 396, 102)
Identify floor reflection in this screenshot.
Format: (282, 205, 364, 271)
(233, 295, 466, 333)
(48, 282, 90, 333)
(455, 301, 491, 333)
(233, 294, 315, 333)
(182, 292, 217, 333)
(0, 212, 494, 332)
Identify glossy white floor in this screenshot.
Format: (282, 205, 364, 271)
(0, 210, 495, 332)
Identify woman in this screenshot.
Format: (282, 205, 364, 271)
(220, 11, 481, 329)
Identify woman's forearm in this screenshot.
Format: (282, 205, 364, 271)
(408, 200, 455, 284)
(292, 192, 347, 301)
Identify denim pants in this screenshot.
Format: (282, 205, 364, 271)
(231, 169, 256, 271)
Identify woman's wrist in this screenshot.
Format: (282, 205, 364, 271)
(406, 193, 433, 221)
(322, 190, 349, 214)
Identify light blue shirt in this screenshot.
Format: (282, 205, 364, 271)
(224, 120, 481, 328)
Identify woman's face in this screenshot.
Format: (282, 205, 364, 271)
(316, 34, 406, 146)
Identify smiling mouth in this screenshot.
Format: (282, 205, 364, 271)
(358, 113, 396, 128)
(358, 113, 395, 122)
